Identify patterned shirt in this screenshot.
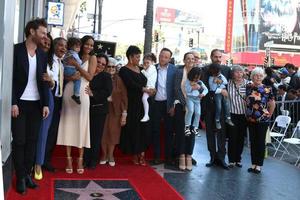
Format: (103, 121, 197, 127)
(245, 83, 274, 123)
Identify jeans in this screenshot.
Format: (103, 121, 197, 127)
(214, 93, 230, 121)
(64, 66, 81, 96)
(185, 97, 201, 128)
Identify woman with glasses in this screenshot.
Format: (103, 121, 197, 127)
(246, 67, 275, 174)
(83, 53, 112, 169)
(100, 57, 128, 166)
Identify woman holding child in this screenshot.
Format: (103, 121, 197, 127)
(174, 52, 207, 171)
(57, 35, 96, 174)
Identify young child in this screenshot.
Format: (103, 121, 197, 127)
(141, 53, 157, 122)
(185, 67, 208, 136)
(208, 63, 234, 129)
(63, 37, 82, 104)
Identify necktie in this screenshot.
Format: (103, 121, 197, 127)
(57, 59, 64, 97)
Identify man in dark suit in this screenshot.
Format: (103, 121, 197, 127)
(201, 49, 231, 169)
(11, 18, 49, 194)
(151, 48, 176, 165)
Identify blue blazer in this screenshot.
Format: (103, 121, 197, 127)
(155, 63, 176, 111)
(12, 42, 49, 107)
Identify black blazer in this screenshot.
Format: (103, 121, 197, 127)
(89, 71, 113, 115)
(12, 42, 49, 107)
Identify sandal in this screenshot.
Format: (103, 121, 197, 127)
(77, 157, 84, 174)
(65, 157, 73, 174)
(133, 155, 139, 165)
(139, 154, 146, 166)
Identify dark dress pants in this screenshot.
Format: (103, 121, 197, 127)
(11, 100, 42, 179)
(248, 122, 268, 166)
(44, 97, 62, 166)
(174, 104, 195, 155)
(84, 110, 106, 166)
(151, 100, 174, 160)
(228, 114, 247, 163)
(203, 96, 226, 161)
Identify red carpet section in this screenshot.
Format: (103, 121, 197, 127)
(6, 157, 183, 200)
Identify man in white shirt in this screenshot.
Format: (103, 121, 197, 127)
(43, 37, 67, 172)
(151, 48, 176, 165)
(11, 18, 49, 195)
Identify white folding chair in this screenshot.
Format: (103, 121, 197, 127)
(269, 115, 291, 157)
(280, 120, 300, 166)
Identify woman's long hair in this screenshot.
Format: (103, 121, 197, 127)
(79, 35, 95, 59)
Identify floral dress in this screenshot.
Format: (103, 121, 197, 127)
(245, 83, 274, 123)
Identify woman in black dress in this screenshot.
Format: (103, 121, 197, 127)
(118, 45, 150, 165)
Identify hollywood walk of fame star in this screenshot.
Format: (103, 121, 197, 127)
(97, 44, 103, 49)
(151, 164, 185, 177)
(57, 180, 131, 200)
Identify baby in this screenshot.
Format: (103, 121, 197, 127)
(63, 37, 82, 104)
(141, 53, 157, 122)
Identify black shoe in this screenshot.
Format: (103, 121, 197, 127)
(42, 164, 56, 172)
(247, 167, 255, 173)
(25, 175, 38, 189)
(192, 158, 197, 166)
(72, 95, 81, 104)
(205, 159, 215, 167)
(150, 159, 163, 165)
(89, 161, 97, 169)
(235, 163, 243, 168)
(16, 178, 27, 195)
(165, 158, 175, 166)
(253, 168, 261, 174)
(219, 160, 229, 170)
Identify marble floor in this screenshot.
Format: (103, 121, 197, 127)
(151, 130, 300, 200)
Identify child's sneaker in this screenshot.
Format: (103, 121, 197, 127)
(215, 120, 221, 129)
(185, 125, 191, 136)
(191, 127, 200, 136)
(141, 115, 150, 122)
(225, 118, 234, 126)
(72, 95, 81, 104)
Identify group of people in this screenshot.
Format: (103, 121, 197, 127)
(11, 18, 299, 196)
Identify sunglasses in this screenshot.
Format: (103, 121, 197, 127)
(107, 65, 116, 69)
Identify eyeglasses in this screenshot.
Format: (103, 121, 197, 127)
(107, 65, 116, 69)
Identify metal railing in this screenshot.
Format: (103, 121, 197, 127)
(272, 100, 300, 129)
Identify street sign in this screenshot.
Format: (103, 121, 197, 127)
(47, 2, 64, 26)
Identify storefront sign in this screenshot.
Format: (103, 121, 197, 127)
(47, 2, 64, 26)
(225, 0, 234, 53)
(259, 0, 300, 52)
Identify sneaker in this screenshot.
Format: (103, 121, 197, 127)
(72, 95, 81, 104)
(140, 115, 150, 122)
(191, 127, 199, 136)
(215, 120, 221, 129)
(185, 125, 191, 136)
(225, 118, 234, 126)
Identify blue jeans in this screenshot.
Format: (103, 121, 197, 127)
(214, 93, 230, 121)
(185, 97, 201, 128)
(64, 66, 81, 96)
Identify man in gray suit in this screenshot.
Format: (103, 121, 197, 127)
(201, 49, 231, 169)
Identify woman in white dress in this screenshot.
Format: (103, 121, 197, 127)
(57, 35, 96, 174)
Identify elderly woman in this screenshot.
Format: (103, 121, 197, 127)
(100, 57, 128, 166)
(174, 52, 197, 171)
(83, 53, 112, 169)
(227, 65, 248, 168)
(246, 67, 275, 174)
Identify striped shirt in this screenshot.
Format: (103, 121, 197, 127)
(228, 79, 248, 114)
